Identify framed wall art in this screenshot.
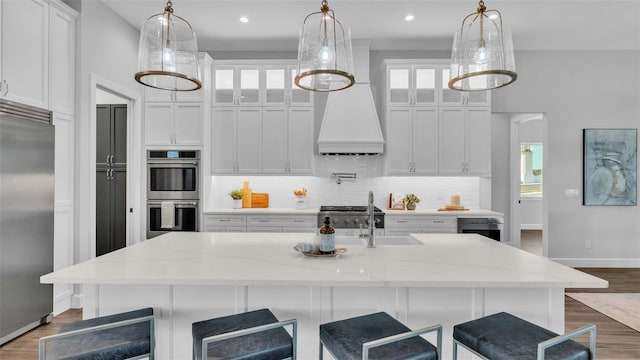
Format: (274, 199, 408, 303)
(583, 128, 637, 206)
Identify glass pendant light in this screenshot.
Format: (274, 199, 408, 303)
(448, 0, 517, 91)
(135, 1, 202, 91)
(295, 0, 355, 92)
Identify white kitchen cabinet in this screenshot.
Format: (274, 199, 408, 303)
(204, 214, 316, 233)
(0, 0, 49, 109)
(145, 102, 204, 146)
(438, 107, 491, 175)
(386, 64, 437, 106)
(263, 65, 313, 106)
(211, 107, 262, 174)
(246, 215, 316, 233)
(203, 215, 247, 232)
(262, 106, 313, 174)
(386, 106, 438, 174)
(384, 215, 457, 236)
(213, 65, 262, 106)
(49, 1, 76, 115)
(144, 53, 213, 102)
(439, 68, 490, 106)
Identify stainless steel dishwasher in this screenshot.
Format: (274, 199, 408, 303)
(457, 217, 504, 241)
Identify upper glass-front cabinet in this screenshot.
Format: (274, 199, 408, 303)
(440, 68, 490, 106)
(386, 61, 490, 107)
(213, 63, 313, 107)
(387, 65, 436, 106)
(213, 66, 262, 106)
(264, 65, 313, 106)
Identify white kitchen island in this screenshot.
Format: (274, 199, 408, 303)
(41, 233, 606, 360)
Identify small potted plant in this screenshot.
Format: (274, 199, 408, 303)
(403, 193, 420, 210)
(229, 189, 243, 209)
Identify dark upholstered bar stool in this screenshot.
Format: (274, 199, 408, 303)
(38, 307, 155, 360)
(192, 308, 297, 360)
(319, 312, 442, 360)
(453, 312, 596, 360)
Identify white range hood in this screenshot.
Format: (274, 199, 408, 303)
(317, 41, 385, 155)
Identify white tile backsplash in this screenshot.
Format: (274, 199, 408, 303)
(207, 157, 481, 211)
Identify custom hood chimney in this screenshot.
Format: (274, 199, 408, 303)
(317, 40, 384, 155)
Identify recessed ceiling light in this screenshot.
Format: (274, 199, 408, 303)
(240, 16, 249, 23)
(405, 14, 414, 22)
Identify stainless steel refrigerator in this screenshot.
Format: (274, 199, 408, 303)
(0, 99, 54, 345)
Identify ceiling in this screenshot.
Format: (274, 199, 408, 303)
(99, 0, 640, 52)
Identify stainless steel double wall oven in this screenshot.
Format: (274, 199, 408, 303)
(146, 150, 200, 238)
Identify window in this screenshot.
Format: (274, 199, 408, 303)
(521, 143, 542, 197)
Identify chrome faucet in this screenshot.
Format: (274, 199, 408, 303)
(367, 191, 375, 248)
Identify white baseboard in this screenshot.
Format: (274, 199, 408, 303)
(521, 224, 543, 230)
(552, 258, 640, 268)
(53, 290, 74, 316)
(71, 294, 83, 309)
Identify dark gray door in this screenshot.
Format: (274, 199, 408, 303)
(96, 104, 127, 256)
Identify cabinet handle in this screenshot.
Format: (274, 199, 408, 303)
(219, 219, 231, 222)
(397, 220, 408, 223)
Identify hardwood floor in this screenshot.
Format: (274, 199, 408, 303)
(0, 309, 81, 360)
(522, 230, 640, 359)
(1, 235, 638, 359)
(566, 268, 640, 359)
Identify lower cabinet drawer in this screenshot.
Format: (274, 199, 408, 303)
(203, 226, 246, 232)
(204, 215, 247, 227)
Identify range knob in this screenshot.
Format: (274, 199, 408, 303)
(344, 218, 351, 225)
(354, 218, 360, 224)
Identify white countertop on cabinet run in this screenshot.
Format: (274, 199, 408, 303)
(204, 207, 503, 217)
(384, 209, 504, 217)
(204, 208, 320, 215)
(41, 232, 604, 289)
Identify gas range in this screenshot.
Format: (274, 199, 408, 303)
(317, 205, 385, 229)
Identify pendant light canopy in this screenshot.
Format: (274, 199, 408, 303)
(135, 1, 202, 91)
(295, 0, 355, 92)
(448, 0, 517, 91)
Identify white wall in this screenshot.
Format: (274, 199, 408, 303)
(207, 173, 480, 211)
(75, 1, 142, 266)
(491, 113, 511, 238)
(492, 50, 640, 266)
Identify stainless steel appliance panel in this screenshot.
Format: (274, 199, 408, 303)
(0, 99, 54, 344)
(457, 217, 504, 242)
(147, 200, 199, 239)
(147, 150, 200, 200)
(317, 206, 385, 229)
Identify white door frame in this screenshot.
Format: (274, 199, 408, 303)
(89, 74, 142, 258)
(509, 113, 548, 256)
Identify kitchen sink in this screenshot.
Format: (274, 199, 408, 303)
(333, 235, 423, 246)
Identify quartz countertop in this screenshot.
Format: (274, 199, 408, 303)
(41, 232, 605, 289)
(384, 209, 504, 217)
(204, 208, 503, 217)
(204, 208, 320, 215)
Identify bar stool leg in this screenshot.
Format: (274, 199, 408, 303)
(452, 340, 458, 360)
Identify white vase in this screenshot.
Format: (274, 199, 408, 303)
(232, 199, 242, 209)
